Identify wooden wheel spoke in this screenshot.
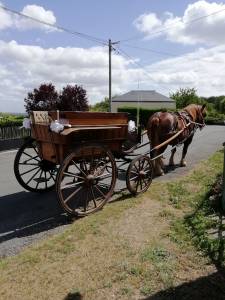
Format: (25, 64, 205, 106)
(61, 181, 84, 190)
(134, 163, 139, 173)
(82, 160, 88, 173)
(140, 179, 143, 191)
(35, 170, 43, 189)
(94, 185, 107, 199)
(23, 152, 40, 162)
(84, 189, 89, 212)
(135, 179, 140, 193)
(72, 160, 87, 176)
(95, 172, 112, 180)
(63, 171, 84, 180)
(32, 146, 39, 156)
(49, 172, 56, 182)
(90, 186, 97, 208)
(130, 175, 139, 181)
(143, 178, 149, 187)
(97, 182, 110, 190)
(64, 185, 83, 204)
(130, 170, 139, 175)
(44, 172, 47, 189)
(20, 166, 40, 176)
(19, 162, 39, 166)
(26, 168, 41, 185)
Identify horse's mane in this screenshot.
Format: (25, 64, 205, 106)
(184, 104, 202, 121)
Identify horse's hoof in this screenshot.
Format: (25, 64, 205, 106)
(180, 161, 187, 167)
(169, 161, 175, 167)
(155, 170, 164, 176)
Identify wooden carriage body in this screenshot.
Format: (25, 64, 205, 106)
(31, 111, 129, 164)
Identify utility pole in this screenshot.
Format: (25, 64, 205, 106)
(108, 39, 119, 112)
(109, 39, 112, 112)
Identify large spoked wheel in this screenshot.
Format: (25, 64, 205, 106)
(56, 144, 117, 217)
(14, 138, 58, 193)
(126, 155, 153, 195)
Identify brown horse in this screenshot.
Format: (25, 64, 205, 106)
(147, 104, 207, 176)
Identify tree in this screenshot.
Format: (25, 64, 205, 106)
(24, 83, 89, 113)
(90, 97, 110, 112)
(24, 83, 59, 114)
(59, 85, 88, 111)
(170, 87, 200, 109)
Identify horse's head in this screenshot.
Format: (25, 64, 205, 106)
(184, 104, 207, 128)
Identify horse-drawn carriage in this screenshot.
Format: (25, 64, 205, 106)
(14, 104, 206, 217)
(14, 111, 153, 216)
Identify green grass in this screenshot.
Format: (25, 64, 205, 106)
(0, 150, 224, 300)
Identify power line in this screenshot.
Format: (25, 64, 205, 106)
(122, 44, 177, 57)
(0, 4, 108, 46)
(120, 7, 225, 43)
(120, 44, 225, 64)
(115, 47, 170, 93)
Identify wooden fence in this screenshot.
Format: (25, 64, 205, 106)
(0, 126, 30, 140)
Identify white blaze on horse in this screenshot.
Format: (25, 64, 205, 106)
(147, 104, 207, 176)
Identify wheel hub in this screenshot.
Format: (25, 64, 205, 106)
(139, 170, 146, 179)
(85, 174, 96, 186)
(39, 160, 56, 172)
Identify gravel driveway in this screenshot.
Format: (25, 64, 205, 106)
(0, 125, 224, 257)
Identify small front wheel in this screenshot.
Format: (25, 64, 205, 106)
(126, 155, 153, 195)
(56, 144, 117, 216)
(14, 138, 58, 193)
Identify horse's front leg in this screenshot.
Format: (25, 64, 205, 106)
(180, 135, 194, 167)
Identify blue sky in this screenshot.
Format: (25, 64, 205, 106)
(1, 0, 225, 112)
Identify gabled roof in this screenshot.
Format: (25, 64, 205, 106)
(112, 90, 174, 103)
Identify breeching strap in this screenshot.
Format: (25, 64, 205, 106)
(151, 123, 191, 152)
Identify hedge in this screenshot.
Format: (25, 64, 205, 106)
(0, 119, 23, 128)
(118, 107, 170, 127)
(0, 114, 25, 128)
(118, 107, 225, 126)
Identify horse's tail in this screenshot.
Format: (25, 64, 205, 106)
(147, 113, 160, 159)
(147, 113, 160, 139)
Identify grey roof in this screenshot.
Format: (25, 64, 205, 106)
(112, 90, 174, 103)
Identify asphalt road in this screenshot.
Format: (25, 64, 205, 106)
(0, 125, 224, 257)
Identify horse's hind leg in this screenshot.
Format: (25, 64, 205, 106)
(180, 135, 194, 167)
(169, 147, 176, 166)
(153, 147, 166, 176)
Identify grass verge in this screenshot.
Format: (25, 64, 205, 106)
(0, 150, 224, 300)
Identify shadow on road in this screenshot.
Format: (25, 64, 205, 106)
(0, 190, 72, 245)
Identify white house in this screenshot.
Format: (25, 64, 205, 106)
(111, 90, 175, 112)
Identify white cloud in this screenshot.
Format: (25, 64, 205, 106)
(133, 13, 162, 38)
(1, 39, 225, 113)
(0, 2, 13, 29)
(0, 40, 141, 112)
(15, 5, 57, 31)
(0, 3, 57, 32)
(133, 0, 225, 45)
